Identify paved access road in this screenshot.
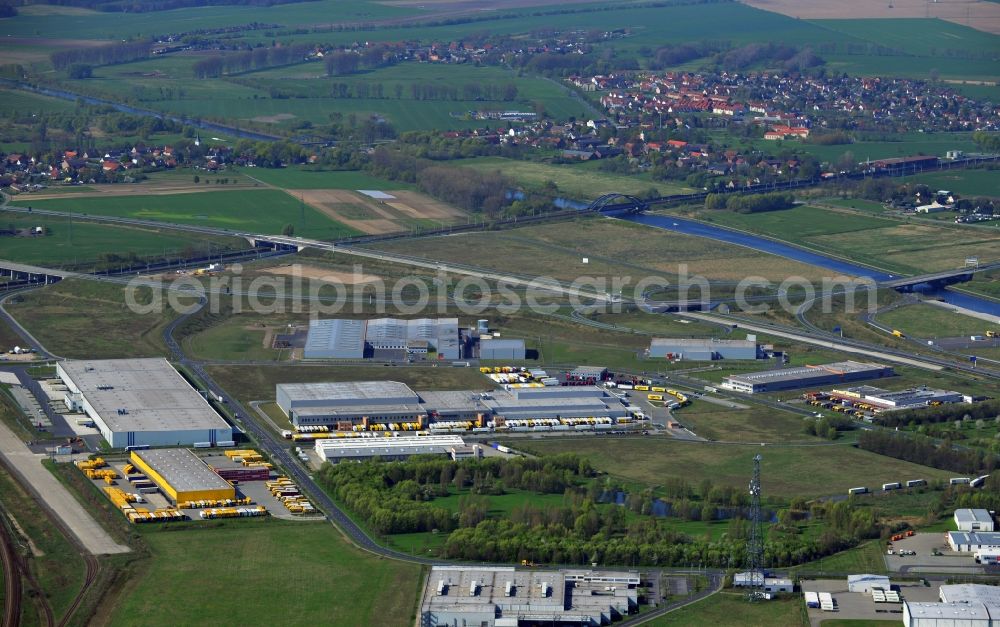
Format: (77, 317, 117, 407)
(0, 420, 129, 555)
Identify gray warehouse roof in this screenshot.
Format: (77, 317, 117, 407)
(940, 584, 1000, 605)
(58, 358, 230, 434)
(726, 361, 889, 384)
(651, 338, 756, 348)
(304, 318, 365, 358)
(904, 601, 995, 621)
(278, 380, 419, 405)
(133, 448, 233, 493)
(955, 509, 994, 524)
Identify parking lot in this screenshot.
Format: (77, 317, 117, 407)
(801, 578, 941, 627)
(885, 532, 986, 574)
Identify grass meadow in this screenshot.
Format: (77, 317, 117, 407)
(11, 189, 359, 239)
(901, 168, 1000, 198)
(517, 436, 953, 499)
(109, 520, 423, 627)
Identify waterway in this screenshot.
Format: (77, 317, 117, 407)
(621, 213, 1000, 318)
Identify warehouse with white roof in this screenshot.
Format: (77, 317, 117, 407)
(303, 317, 462, 360)
(57, 358, 233, 448)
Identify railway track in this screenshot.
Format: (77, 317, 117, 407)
(1, 511, 23, 627)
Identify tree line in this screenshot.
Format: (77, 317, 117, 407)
(41, 0, 313, 11)
(323, 46, 398, 76)
(192, 43, 314, 78)
(857, 430, 998, 475)
(877, 399, 1000, 429)
(51, 41, 152, 71)
(705, 191, 795, 213)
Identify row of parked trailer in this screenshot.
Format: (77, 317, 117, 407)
(177, 496, 252, 509)
(849, 480, 926, 495)
(199, 506, 268, 519)
(103, 486, 186, 524)
(266, 477, 316, 514)
(848, 475, 989, 495)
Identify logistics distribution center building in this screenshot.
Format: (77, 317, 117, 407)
(721, 361, 894, 394)
(420, 566, 639, 627)
(277, 381, 628, 428)
(304, 317, 462, 360)
(649, 337, 759, 360)
(130, 448, 236, 503)
(57, 358, 233, 448)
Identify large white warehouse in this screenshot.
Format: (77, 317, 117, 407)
(57, 358, 233, 449)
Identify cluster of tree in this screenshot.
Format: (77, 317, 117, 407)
(876, 399, 1000, 429)
(646, 41, 726, 70)
(324, 46, 398, 76)
(973, 131, 1000, 152)
(326, 81, 517, 102)
(857, 430, 998, 475)
(717, 42, 823, 72)
(42, 0, 313, 11)
(440, 496, 879, 567)
(315, 454, 592, 535)
(704, 191, 795, 213)
(805, 131, 852, 146)
(367, 148, 513, 215)
(51, 41, 151, 71)
(803, 415, 855, 440)
(192, 43, 314, 78)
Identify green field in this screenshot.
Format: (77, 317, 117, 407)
(5, 279, 188, 358)
(792, 540, 888, 575)
(456, 156, 689, 201)
(685, 204, 1000, 274)
(650, 591, 805, 627)
(11, 189, 359, 239)
(0, 213, 244, 267)
(517, 437, 953, 499)
(109, 521, 423, 627)
(901, 168, 1000, 198)
(878, 302, 996, 338)
(674, 403, 815, 444)
(740, 133, 982, 166)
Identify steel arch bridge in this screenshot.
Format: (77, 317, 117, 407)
(588, 193, 648, 214)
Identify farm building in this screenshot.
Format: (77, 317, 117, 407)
(947, 531, 1000, 553)
(955, 509, 995, 532)
(649, 337, 759, 360)
(314, 435, 476, 463)
(847, 574, 890, 594)
(721, 361, 894, 394)
(419, 566, 639, 627)
(479, 338, 526, 361)
(129, 448, 236, 504)
(303, 317, 462, 360)
(57, 358, 233, 448)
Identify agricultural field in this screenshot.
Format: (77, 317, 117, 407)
(108, 520, 423, 627)
(649, 591, 806, 627)
(738, 133, 982, 166)
(0, 0, 416, 41)
(4, 279, 191, 358)
(0, 213, 245, 267)
(901, 168, 1000, 198)
(877, 302, 996, 338)
(682, 204, 1000, 274)
(455, 156, 690, 201)
(517, 437, 953, 499)
(297, 188, 467, 234)
(374, 216, 830, 285)
(236, 167, 406, 191)
(10, 189, 359, 239)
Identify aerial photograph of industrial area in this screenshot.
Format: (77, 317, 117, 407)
(0, 0, 998, 624)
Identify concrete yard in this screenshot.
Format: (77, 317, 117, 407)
(801, 578, 940, 627)
(885, 532, 986, 574)
(0, 419, 130, 555)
